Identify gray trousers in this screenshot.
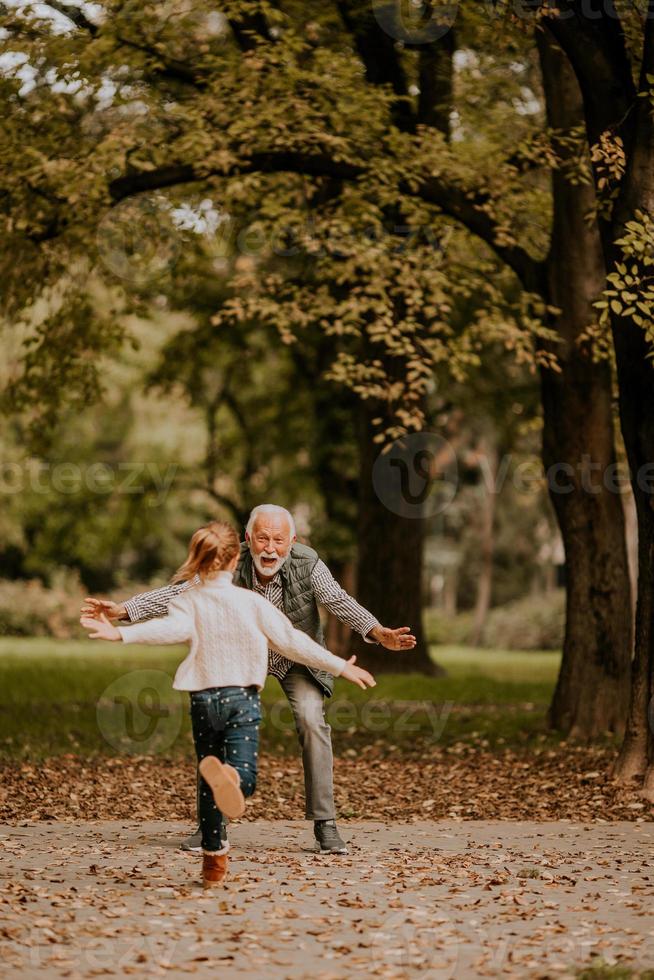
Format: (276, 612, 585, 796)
(279, 663, 335, 821)
(194, 664, 335, 823)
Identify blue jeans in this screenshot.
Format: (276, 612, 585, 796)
(190, 686, 261, 852)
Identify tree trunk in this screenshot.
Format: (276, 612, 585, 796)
(469, 439, 498, 648)
(324, 560, 356, 658)
(622, 482, 638, 627)
(591, 18, 654, 795)
(613, 480, 654, 787)
(350, 400, 442, 674)
(608, 269, 654, 786)
(536, 4, 654, 791)
(539, 34, 633, 738)
(602, 24, 654, 790)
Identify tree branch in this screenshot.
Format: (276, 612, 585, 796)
(227, 12, 272, 52)
(113, 34, 208, 90)
(41, 2, 208, 88)
(614, 6, 654, 223)
(335, 0, 415, 131)
(108, 153, 363, 201)
(108, 148, 543, 290)
(539, 1, 636, 143)
(417, 32, 455, 134)
(43, 1, 99, 36)
(403, 176, 546, 293)
(205, 485, 244, 525)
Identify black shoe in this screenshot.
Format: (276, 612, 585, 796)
(314, 819, 348, 854)
(180, 826, 229, 853)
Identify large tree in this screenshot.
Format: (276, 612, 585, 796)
(531, 0, 654, 795)
(537, 31, 632, 736)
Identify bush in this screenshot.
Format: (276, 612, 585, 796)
(425, 590, 565, 652)
(483, 590, 565, 651)
(424, 608, 474, 646)
(0, 576, 171, 639)
(0, 575, 85, 639)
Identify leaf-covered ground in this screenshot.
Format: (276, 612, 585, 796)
(1, 743, 653, 824)
(1, 819, 653, 979)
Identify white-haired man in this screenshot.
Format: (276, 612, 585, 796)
(82, 504, 416, 854)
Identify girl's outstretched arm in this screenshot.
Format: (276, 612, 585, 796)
(81, 598, 192, 646)
(254, 597, 376, 689)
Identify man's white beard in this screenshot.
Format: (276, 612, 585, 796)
(252, 550, 288, 578)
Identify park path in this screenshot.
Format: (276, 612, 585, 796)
(1, 820, 653, 978)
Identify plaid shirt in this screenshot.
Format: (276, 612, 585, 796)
(124, 557, 380, 681)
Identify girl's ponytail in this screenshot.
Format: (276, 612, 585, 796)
(171, 521, 240, 584)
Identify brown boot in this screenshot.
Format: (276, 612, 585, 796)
(199, 756, 245, 819)
(224, 764, 240, 786)
(202, 850, 229, 889)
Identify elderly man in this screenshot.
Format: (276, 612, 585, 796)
(82, 504, 416, 854)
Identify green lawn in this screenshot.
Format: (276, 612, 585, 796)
(0, 637, 568, 760)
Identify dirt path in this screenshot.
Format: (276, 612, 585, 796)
(2, 820, 654, 978)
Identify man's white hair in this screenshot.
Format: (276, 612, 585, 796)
(246, 504, 296, 538)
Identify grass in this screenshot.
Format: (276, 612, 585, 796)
(0, 637, 571, 760)
(576, 962, 654, 980)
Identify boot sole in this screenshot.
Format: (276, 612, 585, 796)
(203, 871, 229, 889)
(199, 756, 245, 820)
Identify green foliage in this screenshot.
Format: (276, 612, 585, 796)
(595, 212, 654, 354)
(0, 0, 558, 444)
(589, 131, 626, 218)
(426, 591, 565, 651)
(576, 961, 650, 980)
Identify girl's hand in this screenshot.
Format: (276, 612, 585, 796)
(340, 655, 376, 690)
(80, 613, 122, 642)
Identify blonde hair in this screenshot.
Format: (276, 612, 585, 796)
(171, 521, 240, 584)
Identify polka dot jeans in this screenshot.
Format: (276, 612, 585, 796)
(189, 686, 261, 852)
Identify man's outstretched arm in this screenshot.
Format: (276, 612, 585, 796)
(310, 559, 417, 651)
(80, 577, 198, 624)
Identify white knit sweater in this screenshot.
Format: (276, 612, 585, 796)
(117, 571, 347, 692)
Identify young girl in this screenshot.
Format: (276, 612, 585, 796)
(81, 521, 375, 888)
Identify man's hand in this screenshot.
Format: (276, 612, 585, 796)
(80, 613, 122, 641)
(340, 655, 376, 690)
(369, 625, 417, 650)
(80, 597, 127, 622)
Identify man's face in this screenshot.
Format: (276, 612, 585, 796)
(247, 514, 294, 578)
